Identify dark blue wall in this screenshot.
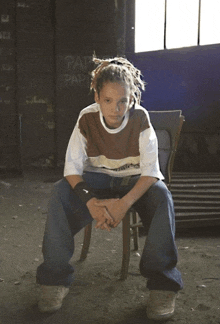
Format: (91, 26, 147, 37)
(128, 45, 220, 171)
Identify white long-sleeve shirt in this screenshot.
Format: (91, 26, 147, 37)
(64, 102, 164, 180)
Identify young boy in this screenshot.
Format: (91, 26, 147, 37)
(36, 57, 183, 321)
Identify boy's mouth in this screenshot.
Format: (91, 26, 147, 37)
(109, 115, 120, 119)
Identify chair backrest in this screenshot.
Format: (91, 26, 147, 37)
(148, 110, 184, 187)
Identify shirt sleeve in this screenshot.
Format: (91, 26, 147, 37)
(139, 123, 164, 180)
(64, 122, 87, 177)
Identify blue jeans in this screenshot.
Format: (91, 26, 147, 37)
(36, 172, 183, 292)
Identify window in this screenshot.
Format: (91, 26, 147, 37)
(200, 0, 220, 45)
(135, 0, 220, 53)
(166, 0, 199, 49)
(135, 0, 165, 53)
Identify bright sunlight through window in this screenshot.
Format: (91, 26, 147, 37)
(200, 0, 220, 46)
(135, 0, 220, 53)
(166, 0, 199, 49)
(135, 0, 165, 53)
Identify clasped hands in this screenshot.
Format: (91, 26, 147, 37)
(86, 197, 129, 231)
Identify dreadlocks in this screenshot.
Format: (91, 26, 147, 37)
(90, 57, 146, 105)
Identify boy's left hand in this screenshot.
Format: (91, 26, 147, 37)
(94, 199, 129, 228)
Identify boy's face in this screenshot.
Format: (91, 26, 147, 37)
(95, 82, 133, 129)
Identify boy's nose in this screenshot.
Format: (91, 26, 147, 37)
(113, 104, 120, 112)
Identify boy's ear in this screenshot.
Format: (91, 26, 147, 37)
(94, 91, 100, 103)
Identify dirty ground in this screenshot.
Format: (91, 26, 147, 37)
(0, 169, 220, 324)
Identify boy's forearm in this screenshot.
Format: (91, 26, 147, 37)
(65, 174, 84, 189)
(121, 176, 158, 209)
(66, 174, 157, 210)
(66, 175, 97, 206)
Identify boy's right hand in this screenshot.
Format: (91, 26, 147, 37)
(86, 198, 115, 231)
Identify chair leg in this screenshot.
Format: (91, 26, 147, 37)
(120, 211, 130, 280)
(79, 223, 92, 261)
(132, 211, 139, 251)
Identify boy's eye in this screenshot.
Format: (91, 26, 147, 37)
(105, 99, 111, 103)
(120, 99, 127, 104)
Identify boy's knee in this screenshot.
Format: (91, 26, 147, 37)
(149, 180, 172, 203)
(52, 178, 71, 198)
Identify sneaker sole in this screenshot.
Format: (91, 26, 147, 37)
(147, 309, 175, 321)
(38, 303, 63, 313)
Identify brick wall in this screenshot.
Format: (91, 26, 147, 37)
(55, 0, 116, 164)
(16, 0, 55, 168)
(0, 0, 117, 171)
(0, 0, 21, 171)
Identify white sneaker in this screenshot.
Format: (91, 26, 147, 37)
(147, 290, 177, 321)
(38, 285, 69, 313)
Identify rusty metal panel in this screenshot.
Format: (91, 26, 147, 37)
(171, 173, 220, 228)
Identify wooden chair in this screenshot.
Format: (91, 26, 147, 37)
(79, 110, 185, 280)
